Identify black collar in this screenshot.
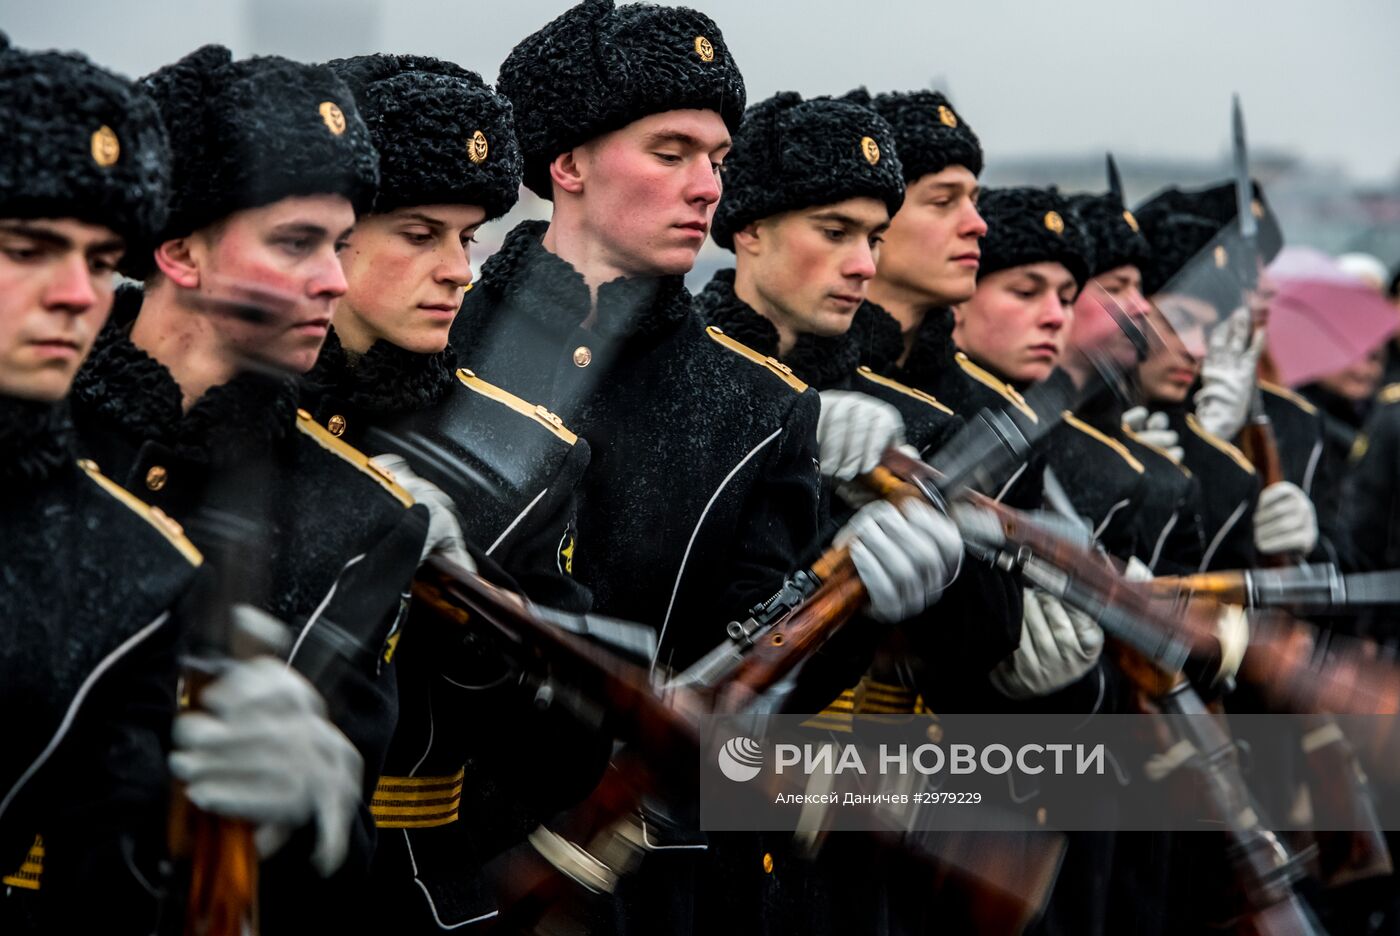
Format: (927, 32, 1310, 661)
(694, 269, 906, 388)
(893, 305, 959, 389)
(477, 220, 692, 349)
(71, 285, 300, 467)
(304, 328, 456, 417)
(0, 395, 73, 488)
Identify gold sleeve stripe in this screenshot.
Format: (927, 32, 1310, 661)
(371, 769, 464, 829)
(705, 326, 809, 393)
(855, 366, 954, 414)
(2, 835, 43, 890)
(1259, 381, 1318, 416)
(456, 369, 578, 445)
(77, 461, 203, 566)
(954, 353, 1039, 423)
(1184, 413, 1256, 474)
(296, 410, 414, 508)
(1063, 414, 1145, 474)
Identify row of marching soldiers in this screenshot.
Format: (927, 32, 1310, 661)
(2, 0, 1398, 932)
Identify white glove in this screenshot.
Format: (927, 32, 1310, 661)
(1254, 481, 1318, 556)
(834, 443, 923, 510)
(371, 453, 476, 571)
(835, 498, 963, 624)
(1193, 306, 1265, 441)
(816, 390, 906, 482)
(989, 590, 1104, 699)
(169, 657, 364, 877)
(1123, 555, 1154, 582)
(1123, 407, 1183, 464)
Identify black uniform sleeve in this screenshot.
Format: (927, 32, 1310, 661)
(1343, 404, 1400, 571)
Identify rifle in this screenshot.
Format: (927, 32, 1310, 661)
(1152, 565, 1400, 613)
(882, 448, 1327, 934)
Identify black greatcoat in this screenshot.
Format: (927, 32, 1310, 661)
(450, 221, 822, 673)
(0, 397, 200, 934)
(67, 287, 430, 933)
(301, 329, 597, 931)
(1159, 404, 1260, 571)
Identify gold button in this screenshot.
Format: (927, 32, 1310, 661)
(327, 414, 347, 437)
(1036, 807, 1048, 826)
(761, 852, 774, 874)
(145, 465, 168, 491)
(572, 346, 592, 368)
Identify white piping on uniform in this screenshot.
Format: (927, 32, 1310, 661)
(1302, 439, 1322, 496)
(287, 553, 366, 665)
(994, 462, 1029, 503)
(404, 830, 499, 930)
(410, 692, 435, 777)
(1093, 500, 1131, 542)
(1148, 511, 1179, 572)
(1200, 500, 1250, 572)
(652, 427, 782, 673)
(486, 487, 549, 557)
(642, 818, 709, 850)
(0, 612, 170, 822)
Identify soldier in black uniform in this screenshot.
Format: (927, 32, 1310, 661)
(1134, 207, 1261, 571)
(302, 53, 597, 930)
(697, 89, 1015, 714)
(1061, 188, 1206, 575)
(65, 45, 446, 933)
(450, 4, 962, 929)
(0, 37, 364, 934)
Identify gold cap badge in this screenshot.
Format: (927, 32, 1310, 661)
(1214, 244, 1229, 268)
(1043, 210, 1065, 235)
(319, 101, 346, 136)
(1122, 209, 1140, 233)
(937, 104, 958, 128)
(90, 125, 120, 168)
(468, 130, 489, 164)
(860, 136, 880, 165)
(694, 36, 714, 62)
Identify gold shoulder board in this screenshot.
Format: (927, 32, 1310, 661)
(1063, 413, 1144, 474)
(295, 410, 415, 508)
(705, 326, 809, 393)
(855, 366, 953, 415)
(955, 352, 1038, 423)
(77, 460, 203, 566)
(456, 369, 578, 445)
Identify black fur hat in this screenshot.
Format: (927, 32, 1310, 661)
(497, 0, 746, 199)
(977, 187, 1093, 288)
(0, 33, 169, 244)
(328, 54, 522, 221)
(1135, 179, 1282, 266)
(710, 91, 904, 251)
(133, 44, 378, 274)
(1066, 191, 1152, 278)
(858, 87, 983, 182)
(1134, 208, 1242, 312)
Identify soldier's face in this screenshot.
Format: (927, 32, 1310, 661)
(568, 109, 730, 277)
(337, 204, 484, 355)
(953, 262, 1076, 384)
(876, 167, 986, 305)
(0, 217, 123, 402)
(1070, 270, 1152, 370)
(736, 198, 889, 339)
(1137, 304, 1203, 405)
(184, 195, 355, 374)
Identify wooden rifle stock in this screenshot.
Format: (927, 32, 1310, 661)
(169, 670, 259, 936)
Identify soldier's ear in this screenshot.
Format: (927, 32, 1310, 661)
(549, 148, 587, 197)
(153, 236, 201, 289)
(732, 222, 763, 257)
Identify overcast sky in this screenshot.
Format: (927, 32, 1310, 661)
(10, 0, 1399, 182)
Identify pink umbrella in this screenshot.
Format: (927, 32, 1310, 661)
(1265, 247, 1398, 387)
